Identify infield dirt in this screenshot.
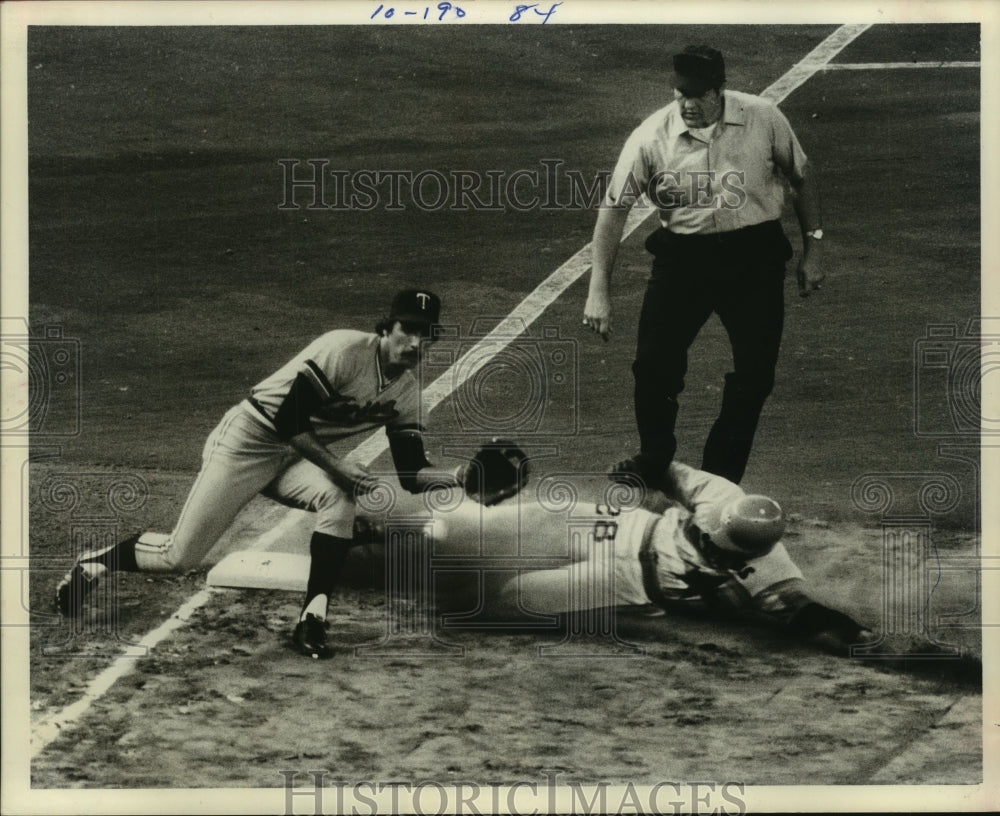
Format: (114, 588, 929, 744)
(19, 17, 987, 801)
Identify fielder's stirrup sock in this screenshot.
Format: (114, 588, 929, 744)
(300, 533, 354, 615)
(81, 533, 140, 573)
(54, 533, 140, 617)
(300, 594, 328, 622)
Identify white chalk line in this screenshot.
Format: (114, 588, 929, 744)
(761, 24, 872, 103)
(30, 23, 873, 760)
(31, 588, 216, 758)
(823, 61, 979, 70)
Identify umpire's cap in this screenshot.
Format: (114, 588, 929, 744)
(390, 289, 441, 328)
(704, 493, 785, 557)
(671, 45, 726, 96)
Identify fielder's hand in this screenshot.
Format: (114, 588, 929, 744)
(332, 461, 379, 496)
(583, 290, 612, 341)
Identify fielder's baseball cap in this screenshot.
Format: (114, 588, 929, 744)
(702, 493, 785, 557)
(389, 288, 441, 329)
(671, 45, 726, 96)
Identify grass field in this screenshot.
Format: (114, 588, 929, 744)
(4, 7, 995, 813)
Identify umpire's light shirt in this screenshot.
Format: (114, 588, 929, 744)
(606, 89, 809, 234)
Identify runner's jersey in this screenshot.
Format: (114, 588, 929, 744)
(609, 505, 802, 603)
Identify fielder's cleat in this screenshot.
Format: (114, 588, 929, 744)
(292, 613, 334, 660)
(608, 453, 667, 490)
(54, 562, 104, 618)
(53, 533, 142, 617)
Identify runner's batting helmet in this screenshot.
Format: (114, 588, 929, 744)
(705, 494, 786, 557)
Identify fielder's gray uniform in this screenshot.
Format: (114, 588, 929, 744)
(135, 330, 419, 571)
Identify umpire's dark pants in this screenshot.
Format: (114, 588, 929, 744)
(634, 219, 793, 484)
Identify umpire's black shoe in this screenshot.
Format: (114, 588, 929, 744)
(292, 614, 334, 660)
(608, 453, 668, 491)
(54, 562, 104, 618)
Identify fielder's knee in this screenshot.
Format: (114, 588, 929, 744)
(315, 498, 358, 539)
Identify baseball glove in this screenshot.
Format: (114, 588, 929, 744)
(463, 438, 530, 506)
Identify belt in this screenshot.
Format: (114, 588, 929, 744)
(639, 518, 712, 609)
(242, 397, 279, 434)
(247, 396, 273, 422)
(665, 219, 779, 246)
(638, 515, 676, 610)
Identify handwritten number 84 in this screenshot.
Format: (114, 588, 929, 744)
(510, 2, 562, 23)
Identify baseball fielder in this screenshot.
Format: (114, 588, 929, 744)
(404, 462, 874, 653)
(55, 289, 467, 658)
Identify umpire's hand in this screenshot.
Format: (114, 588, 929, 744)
(796, 250, 825, 297)
(583, 290, 612, 341)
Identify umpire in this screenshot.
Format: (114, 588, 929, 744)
(583, 44, 824, 486)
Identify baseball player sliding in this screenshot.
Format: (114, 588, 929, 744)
(380, 461, 875, 655)
(55, 289, 485, 659)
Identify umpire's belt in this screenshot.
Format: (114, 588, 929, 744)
(638, 515, 676, 610)
(646, 218, 791, 258)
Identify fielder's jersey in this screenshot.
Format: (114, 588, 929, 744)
(249, 330, 419, 444)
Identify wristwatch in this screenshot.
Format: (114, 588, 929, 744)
(806, 229, 824, 240)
